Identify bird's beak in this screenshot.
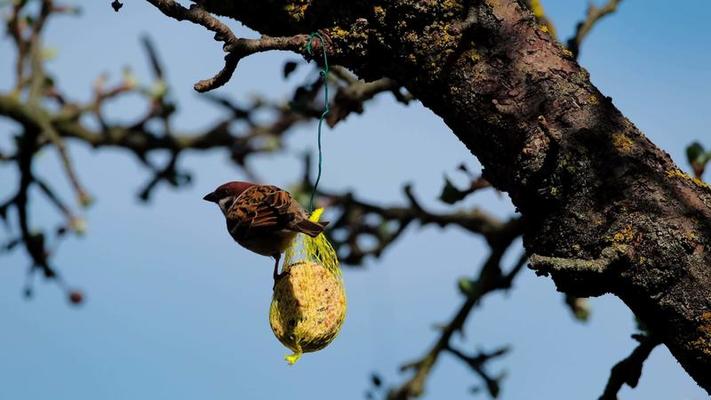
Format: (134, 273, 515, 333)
(203, 192, 218, 203)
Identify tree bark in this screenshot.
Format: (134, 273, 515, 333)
(194, 0, 711, 391)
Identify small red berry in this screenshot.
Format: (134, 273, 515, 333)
(68, 290, 84, 305)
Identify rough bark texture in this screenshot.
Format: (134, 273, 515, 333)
(195, 0, 711, 391)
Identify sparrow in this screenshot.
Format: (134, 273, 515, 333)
(203, 181, 327, 284)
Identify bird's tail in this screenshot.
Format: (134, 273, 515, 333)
(294, 219, 329, 237)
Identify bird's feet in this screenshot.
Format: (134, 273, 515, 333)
(272, 271, 289, 291)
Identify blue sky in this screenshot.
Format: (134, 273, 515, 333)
(0, 1, 709, 399)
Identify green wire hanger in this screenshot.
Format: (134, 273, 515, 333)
(305, 32, 330, 212)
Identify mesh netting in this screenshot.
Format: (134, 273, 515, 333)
(283, 208, 341, 277)
(270, 208, 346, 364)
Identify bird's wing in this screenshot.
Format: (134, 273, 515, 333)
(226, 185, 294, 235)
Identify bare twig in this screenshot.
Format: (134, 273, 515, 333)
(318, 183, 521, 265)
(439, 163, 491, 205)
(567, 0, 624, 59)
(445, 346, 509, 398)
(145, 0, 309, 92)
(599, 334, 661, 400)
(386, 247, 526, 399)
(327, 77, 411, 126)
(35, 112, 93, 206)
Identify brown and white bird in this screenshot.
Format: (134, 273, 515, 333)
(203, 181, 327, 283)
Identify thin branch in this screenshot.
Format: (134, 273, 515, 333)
(141, 35, 165, 80)
(599, 334, 661, 400)
(318, 183, 521, 265)
(567, 0, 624, 59)
(18, 0, 92, 208)
(387, 241, 526, 399)
(327, 76, 411, 126)
(34, 111, 92, 206)
(144, 0, 309, 92)
(445, 346, 509, 398)
(13, 120, 58, 280)
(0, 94, 258, 154)
(8, 1, 29, 90)
(34, 178, 73, 219)
(439, 163, 491, 205)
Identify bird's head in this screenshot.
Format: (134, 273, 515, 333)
(203, 181, 254, 214)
